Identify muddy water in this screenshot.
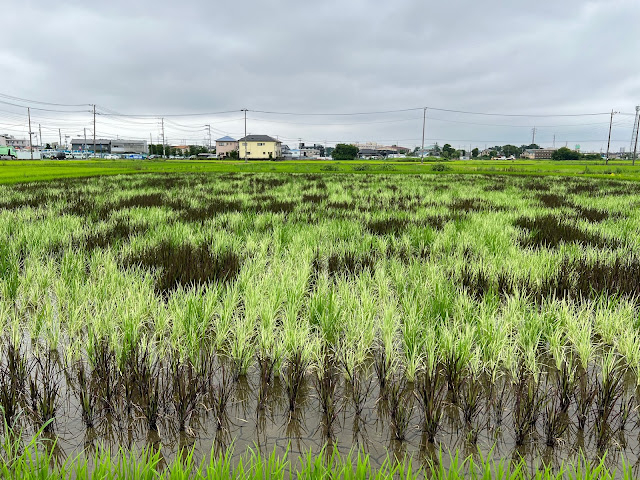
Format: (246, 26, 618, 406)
(13, 364, 639, 475)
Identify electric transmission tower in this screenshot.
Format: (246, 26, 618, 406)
(630, 105, 639, 165)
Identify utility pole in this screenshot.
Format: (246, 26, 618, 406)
(59, 129, 62, 149)
(420, 107, 427, 164)
(150, 133, 153, 155)
(38, 124, 42, 149)
(531, 127, 536, 145)
(27, 107, 33, 160)
(84, 128, 87, 152)
(93, 104, 97, 158)
(161, 118, 165, 158)
(631, 105, 640, 167)
(241, 109, 248, 163)
(606, 109, 617, 165)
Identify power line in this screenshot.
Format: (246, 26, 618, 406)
(0, 92, 92, 108)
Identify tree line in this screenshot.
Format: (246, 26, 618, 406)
(148, 145, 212, 157)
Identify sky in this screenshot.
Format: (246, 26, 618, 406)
(1, 0, 639, 152)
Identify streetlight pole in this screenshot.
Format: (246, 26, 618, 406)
(241, 109, 248, 163)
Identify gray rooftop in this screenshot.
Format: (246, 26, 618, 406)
(238, 135, 281, 143)
(216, 136, 236, 142)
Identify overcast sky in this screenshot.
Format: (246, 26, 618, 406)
(1, 0, 639, 151)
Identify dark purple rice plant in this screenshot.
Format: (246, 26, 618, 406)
(414, 367, 446, 443)
(209, 362, 234, 431)
(574, 367, 596, 431)
(256, 352, 278, 411)
(443, 350, 465, 405)
(373, 345, 391, 399)
(543, 391, 569, 448)
(73, 362, 97, 428)
(594, 354, 625, 450)
(387, 374, 414, 441)
(284, 349, 308, 414)
(170, 356, 206, 433)
(459, 374, 484, 444)
(555, 360, 576, 415)
(343, 363, 373, 417)
(28, 351, 61, 433)
(134, 348, 163, 432)
(93, 340, 119, 413)
(513, 373, 546, 446)
(313, 355, 342, 439)
(0, 342, 27, 429)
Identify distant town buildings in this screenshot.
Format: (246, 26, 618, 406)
(521, 148, 556, 159)
(215, 136, 239, 158)
(0, 134, 28, 149)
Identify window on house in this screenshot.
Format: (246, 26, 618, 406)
(257, 142, 265, 146)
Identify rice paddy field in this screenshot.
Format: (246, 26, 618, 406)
(1, 171, 640, 478)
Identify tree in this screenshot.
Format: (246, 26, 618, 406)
(45, 143, 51, 150)
(552, 147, 580, 161)
(331, 144, 359, 160)
(441, 143, 455, 158)
(228, 150, 239, 159)
(502, 144, 519, 157)
(519, 144, 540, 153)
(472, 147, 479, 158)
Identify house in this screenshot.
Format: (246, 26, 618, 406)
(238, 135, 282, 160)
(299, 143, 325, 158)
(216, 136, 239, 158)
(281, 144, 293, 159)
(172, 145, 190, 155)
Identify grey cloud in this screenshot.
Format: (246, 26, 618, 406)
(1, 0, 639, 150)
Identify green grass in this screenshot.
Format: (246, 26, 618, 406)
(0, 158, 638, 184)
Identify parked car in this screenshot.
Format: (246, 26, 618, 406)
(54, 152, 66, 160)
